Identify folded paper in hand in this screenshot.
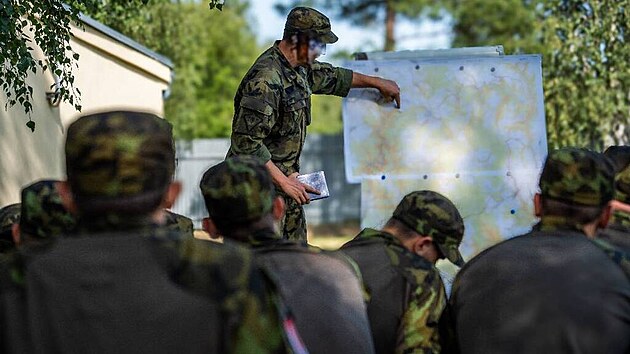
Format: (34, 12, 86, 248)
(297, 171, 330, 201)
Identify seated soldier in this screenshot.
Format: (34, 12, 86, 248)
(0, 204, 20, 254)
(599, 146, 630, 251)
(0, 111, 288, 354)
(199, 155, 375, 354)
(590, 146, 630, 277)
(11, 179, 76, 248)
(340, 190, 466, 354)
(451, 147, 630, 353)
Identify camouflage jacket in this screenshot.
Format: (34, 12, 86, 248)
(227, 41, 353, 176)
(597, 211, 630, 252)
(0, 219, 287, 354)
(341, 228, 446, 354)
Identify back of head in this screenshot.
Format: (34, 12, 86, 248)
(283, 6, 338, 43)
(0, 203, 20, 252)
(65, 111, 175, 216)
(391, 190, 465, 266)
(20, 179, 76, 240)
(603, 145, 630, 174)
(200, 156, 274, 234)
(540, 148, 614, 207)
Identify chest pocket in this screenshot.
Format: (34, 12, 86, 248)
(279, 90, 311, 136)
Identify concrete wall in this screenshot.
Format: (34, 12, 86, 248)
(172, 134, 361, 227)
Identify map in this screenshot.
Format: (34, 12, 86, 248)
(342, 54, 547, 267)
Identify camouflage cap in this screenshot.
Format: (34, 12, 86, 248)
(603, 145, 630, 174)
(163, 210, 194, 238)
(0, 203, 20, 252)
(539, 148, 614, 206)
(284, 7, 338, 44)
(392, 190, 465, 266)
(65, 111, 175, 213)
(200, 156, 274, 227)
(20, 180, 76, 239)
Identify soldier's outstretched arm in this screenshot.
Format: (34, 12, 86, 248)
(351, 72, 401, 109)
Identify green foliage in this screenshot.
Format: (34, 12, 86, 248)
(540, 0, 628, 148)
(450, 0, 628, 148)
(310, 95, 343, 134)
(449, 0, 542, 54)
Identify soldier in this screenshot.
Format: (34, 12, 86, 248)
(0, 204, 20, 253)
(451, 148, 630, 353)
(227, 6, 401, 241)
(340, 190, 465, 353)
(0, 111, 288, 353)
(200, 155, 375, 354)
(11, 179, 76, 248)
(598, 146, 630, 251)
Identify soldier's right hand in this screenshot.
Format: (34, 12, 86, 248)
(282, 173, 317, 205)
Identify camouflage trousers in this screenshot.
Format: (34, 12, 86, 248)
(279, 194, 307, 241)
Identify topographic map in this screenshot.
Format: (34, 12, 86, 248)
(342, 55, 547, 276)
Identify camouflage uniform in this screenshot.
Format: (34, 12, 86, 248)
(0, 111, 287, 354)
(163, 210, 194, 239)
(451, 148, 630, 354)
(201, 156, 375, 354)
(0, 204, 20, 253)
(18, 180, 76, 245)
(226, 7, 353, 241)
(341, 190, 465, 354)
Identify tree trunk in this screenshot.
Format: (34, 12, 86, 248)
(384, 0, 396, 51)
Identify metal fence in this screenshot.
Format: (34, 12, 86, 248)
(172, 134, 361, 228)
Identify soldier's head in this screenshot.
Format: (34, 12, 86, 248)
(384, 190, 465, 266)
(0, 203, 20, 253)
(58, 111, 180, 224)
(282, 7, 337, 65)
(12, 180, 76, 247)
(199, 156, 284, 243)
(534, 147, 615, 237)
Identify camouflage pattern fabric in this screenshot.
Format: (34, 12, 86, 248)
(19, 180, 76, 240)
(539, 148, 615, 206)
(591, 238, 630, 280)
(280, 199, 306, 241)
(226, 41, 353, 240)
(392, 190, 466, 266)
(342, 228, 446, 353)
(200, 156, 275, 227)
(163, 210, 194, 239)
(0, 204, 20, 253)
(65, 111, 175, 214)
(283, 7, 338, 43)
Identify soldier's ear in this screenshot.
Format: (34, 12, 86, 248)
(533, 193, 542, 217)
(56, 181, 78, 215)
(272, 196, 285, 222)
(11, 223, 21, 246)
(161, 182, 182, 209)
(597, 204, 612, 229)
(202, 217, 221, 240)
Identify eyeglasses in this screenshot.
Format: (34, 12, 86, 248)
(308, 39, 326, 56)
